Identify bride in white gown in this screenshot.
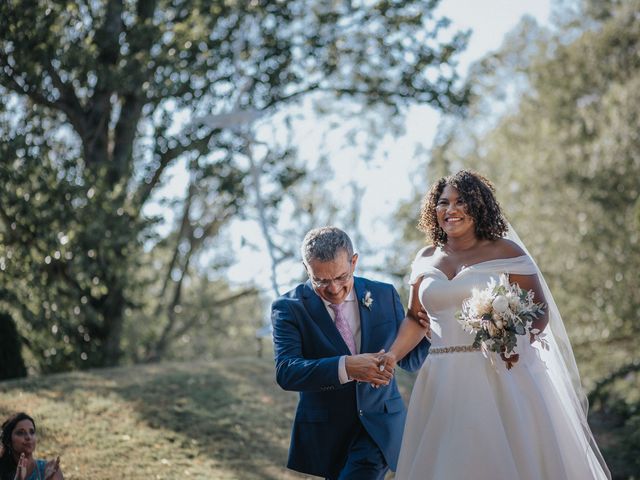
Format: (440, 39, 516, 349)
(380, 170, 610, 480)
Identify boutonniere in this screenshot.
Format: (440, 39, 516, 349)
(361, 291, 374, 310)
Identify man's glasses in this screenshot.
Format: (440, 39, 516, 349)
(310, 271, 353, 289)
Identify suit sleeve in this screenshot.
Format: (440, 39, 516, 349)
(271, 297, 344, 392)
(392, 287, 430, 372)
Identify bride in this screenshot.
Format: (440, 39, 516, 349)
(380, 170, 610, 479)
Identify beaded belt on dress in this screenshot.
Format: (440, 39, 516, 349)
(430, 345, 480, 354)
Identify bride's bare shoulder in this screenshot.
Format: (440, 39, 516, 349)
(492, 238, 526, 258)
(417, 245, 437, 259)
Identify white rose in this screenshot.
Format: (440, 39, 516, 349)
(492, 295, 509, 313)
(508, 296, 520, 311)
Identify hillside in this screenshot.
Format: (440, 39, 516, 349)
(0, 357, 416, 479)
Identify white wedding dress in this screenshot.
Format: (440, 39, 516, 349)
(395, 254, 610, 480)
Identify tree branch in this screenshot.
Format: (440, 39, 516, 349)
(44, 60, 86, 132)
(262, 83, 321, 109)
(155, 183, 195, 313)
(146, 186, 239, 361)
(134, 131, 216, 211)
(169, 287, 258, 342)
(110, 0, 158, 181)
(112, 93, 144, 179)
(152, 244, 194, 358)
(0, 59, 60, 112)
(83, 0, 124, 170)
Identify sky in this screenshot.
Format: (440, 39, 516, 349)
(151, 0, 553, 304)
(332, 0, 554, 221)
(229, 1, 552, 291)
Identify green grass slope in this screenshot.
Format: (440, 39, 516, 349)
(2, 356, 625, 478)
(0, 358, 318, 479)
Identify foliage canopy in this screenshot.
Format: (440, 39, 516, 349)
(0, 0, 469, 371)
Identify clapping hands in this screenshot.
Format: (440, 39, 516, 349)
(14, 453, 27, 480)
(44, 456, 62, 480)
(13, 454, 62, 480)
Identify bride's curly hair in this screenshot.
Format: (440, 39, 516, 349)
(418, 170, 508, 246)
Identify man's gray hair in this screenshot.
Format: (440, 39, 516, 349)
(301, 226, 354, 266)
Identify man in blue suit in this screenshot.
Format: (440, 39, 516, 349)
(272, 226, 430, 479)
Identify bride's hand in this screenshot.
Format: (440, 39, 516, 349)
(500, 352, 519, 369)
(377, 351, 397, 374)
(370, 351, 397, 388)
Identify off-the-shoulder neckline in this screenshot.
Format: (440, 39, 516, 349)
(415, 254, 529, 282)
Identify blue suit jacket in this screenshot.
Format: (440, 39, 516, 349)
(271, 276, 430, 478)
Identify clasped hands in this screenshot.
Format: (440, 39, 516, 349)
(344, 310, 429, 388)
(344, 349, 397, 387)
(14, 453, 62, 480)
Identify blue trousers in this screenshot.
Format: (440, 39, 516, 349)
(328, 423, 389, 480)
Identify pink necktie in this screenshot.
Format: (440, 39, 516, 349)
(329, 302, 356, 355)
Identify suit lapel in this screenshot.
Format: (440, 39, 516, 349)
(302, 280, 351, 354)
(353, 278, 372, 354)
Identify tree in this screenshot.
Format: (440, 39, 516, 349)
(0, 0, 469, 370)
(0, 311, 27, 379)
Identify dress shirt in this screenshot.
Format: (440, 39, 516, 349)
(321, 288, 361, 384)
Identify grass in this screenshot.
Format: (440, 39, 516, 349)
(5, 356, 624, 478)
(0, 357, 323, 480)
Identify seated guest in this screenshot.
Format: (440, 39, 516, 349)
(0, 412, 63, 480)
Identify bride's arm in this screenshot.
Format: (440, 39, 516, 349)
(495, 240, 549, 334)
(380, 277, 430, 369)
(510, 272, 549, 333)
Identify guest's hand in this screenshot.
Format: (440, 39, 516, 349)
(44, 456, 62, 480)
(345, 350, 394, 386)
(14, 453, 27, 480)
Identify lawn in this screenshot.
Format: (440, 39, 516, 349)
(1, 356, 627, 478)
(0, 357, 333, 479)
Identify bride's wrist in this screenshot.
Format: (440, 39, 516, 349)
(388, 350, 400, 364)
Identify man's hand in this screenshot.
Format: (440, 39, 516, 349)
(412, 308, 431, 337)
(345, 350, 394, 386)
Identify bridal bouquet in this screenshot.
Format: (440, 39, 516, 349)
(456, 273, 546, 369)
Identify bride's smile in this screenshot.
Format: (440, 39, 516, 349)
(436, 185, 474, 238)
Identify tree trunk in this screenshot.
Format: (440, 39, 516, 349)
(0, 311, 27, 379)
(100, 288, 125, 366)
